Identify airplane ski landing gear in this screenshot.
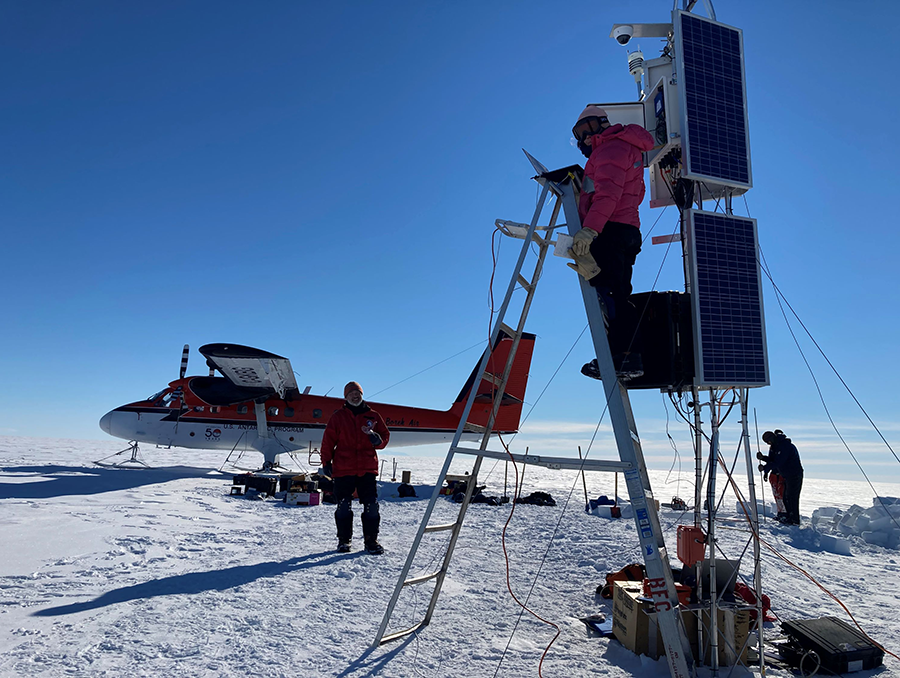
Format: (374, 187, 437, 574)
(94, 440, 151, 469)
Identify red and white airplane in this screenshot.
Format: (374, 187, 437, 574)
(99, 333, 535, 469)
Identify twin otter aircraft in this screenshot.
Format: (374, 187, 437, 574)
(99, 333, 535, 469)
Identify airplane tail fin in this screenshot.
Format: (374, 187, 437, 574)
(450, 331, 535, 433)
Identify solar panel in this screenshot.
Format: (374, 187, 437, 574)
(675, 11, 752, 189)
(687, 210, 768, 387)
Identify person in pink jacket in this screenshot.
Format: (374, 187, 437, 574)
(571, 105, 654, 379)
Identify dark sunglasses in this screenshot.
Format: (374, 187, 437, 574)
(573, 116, 610, 142)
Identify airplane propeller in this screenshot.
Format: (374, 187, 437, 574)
(179, 344, 189, 380)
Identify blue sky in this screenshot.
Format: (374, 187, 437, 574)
(2, 1, 899, 483)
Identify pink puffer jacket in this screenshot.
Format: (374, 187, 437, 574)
(579, 123, 655, 233)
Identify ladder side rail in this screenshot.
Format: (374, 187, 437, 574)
(422, 454, 487, 625)
(449, 180, 553, 455)
(557, 179, 695, 678)
(373, 182, 553, 647)
(739, 389, 765, 675)
(476, 218, 559, 452)
(422, 199, 561, 626)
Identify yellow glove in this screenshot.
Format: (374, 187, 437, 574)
(567, 251, 601, 280)
(572, 227, 599, 256)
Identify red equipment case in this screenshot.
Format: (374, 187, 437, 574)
(676, 525, 705, 566)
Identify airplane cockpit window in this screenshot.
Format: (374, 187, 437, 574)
(161, 390, 182, 407)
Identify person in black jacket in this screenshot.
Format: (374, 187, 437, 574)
(758, 430, 804, 525)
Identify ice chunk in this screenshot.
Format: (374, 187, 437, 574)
(863, 506, 888, 520)
(867, 515, 895, 532)
(812, 507, 842, 531)
(837, 522, 855, 537)
(819, 533, 852, 555)
(862, 531, 888, 546)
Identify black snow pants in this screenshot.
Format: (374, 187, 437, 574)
(588, 222, 643, 356)
(782, 472, 803, 525)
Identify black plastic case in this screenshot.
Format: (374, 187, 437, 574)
(780, 617, 884, 674)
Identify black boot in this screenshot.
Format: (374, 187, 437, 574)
(581, 359, 602, 380)
(362, 502, 383, 555)
(335, 499, 353, 552)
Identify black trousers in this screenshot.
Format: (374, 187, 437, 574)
(782, 472, 803, 524)
(589, 222, 643, 356)
(333, 473, 380, 543)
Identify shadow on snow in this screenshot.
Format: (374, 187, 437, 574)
(334, 635, 417, 677)
(32, 550, 359, 617)
(0, 464, 223, 500)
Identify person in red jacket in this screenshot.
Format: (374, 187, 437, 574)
(570, 105, 655, 380)
(321, 381, 390, 554)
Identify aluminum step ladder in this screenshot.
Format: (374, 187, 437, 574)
(373, 152, 695, 678)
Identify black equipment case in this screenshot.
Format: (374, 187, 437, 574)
(779, 617, 884, 674)
(626, 291, 694, 391)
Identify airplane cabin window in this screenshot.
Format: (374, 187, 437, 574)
(268, 407, 279, 417)
(285, 407, 295, 418)
(237, 405, 248, 414)
(313, 409, 322, 419)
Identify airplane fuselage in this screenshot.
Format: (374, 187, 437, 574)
(99, 335, 534, 468)
(100, 382, 490, 461)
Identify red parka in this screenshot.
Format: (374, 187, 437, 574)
(321, 403, 390, 477)
(579, 123, 655, 234)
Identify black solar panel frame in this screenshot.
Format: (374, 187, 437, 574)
(687, 210, 769, 388)
(674, 10, 753, 190)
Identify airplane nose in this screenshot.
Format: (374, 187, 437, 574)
(99, 411, 113, 435)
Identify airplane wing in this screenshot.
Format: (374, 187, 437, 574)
(198, 344, 298, 399)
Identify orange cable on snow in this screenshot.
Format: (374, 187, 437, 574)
(487, 226, 561, 677)
(493, 433, 561, 678)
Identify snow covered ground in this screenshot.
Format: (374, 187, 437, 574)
(1, 436, 898, 677)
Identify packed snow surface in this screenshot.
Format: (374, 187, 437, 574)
(1, 436, 898, 677)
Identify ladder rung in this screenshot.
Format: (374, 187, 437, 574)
(463, 422, 487, 433)
(516, 274, 533, 291)
(404, 570, 443, 586)
(380, 621, 426, 645)
(498, 321, 517, 338)
(423, 522, 457, 533)
(453, 444, 492, 455)
(482, 371, 502, 386)
(451, 445, 634, 472)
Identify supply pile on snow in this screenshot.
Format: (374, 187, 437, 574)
(811, 497, 900, 552)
